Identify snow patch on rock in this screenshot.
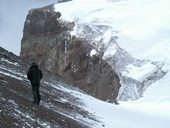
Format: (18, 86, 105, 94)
(122, 62, 157, 82)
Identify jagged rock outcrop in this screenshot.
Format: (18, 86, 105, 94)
(68, 14, 166, 101)
(20, 6, 120, 102)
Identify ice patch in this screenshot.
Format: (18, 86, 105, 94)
(90, 49, 97, 57)
(0, 70, 23, 80)
(0, 66, 26, 80)
(102, 29, 112, 45)
(122, 62, 157, 82)
(1, 58, 19, 66)
(103, 42, 117, 59)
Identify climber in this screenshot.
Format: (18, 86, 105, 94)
(27, 62, 43, 105)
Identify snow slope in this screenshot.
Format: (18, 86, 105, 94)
(54, 0, 170, 127)
(57, 81, 170, 128)
(1, 48, 170, 128)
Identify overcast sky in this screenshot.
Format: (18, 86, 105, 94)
(0, 0, 58, 55)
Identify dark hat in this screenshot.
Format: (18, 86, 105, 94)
(31, 62, 38, 68)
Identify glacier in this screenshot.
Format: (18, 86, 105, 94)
(54, 0, 168, 100)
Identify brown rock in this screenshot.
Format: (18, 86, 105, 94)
(20, 6, 120, 101)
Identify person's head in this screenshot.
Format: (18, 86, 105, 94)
(31, 62, 38, 68)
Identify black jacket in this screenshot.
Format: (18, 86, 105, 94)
(27, 64, 43, 85)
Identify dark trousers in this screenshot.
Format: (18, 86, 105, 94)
(32, 84, 41, 105)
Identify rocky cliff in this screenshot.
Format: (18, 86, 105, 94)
(20, 6, 120, 102)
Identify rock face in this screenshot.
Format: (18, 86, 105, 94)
(20, 6, 120, 101)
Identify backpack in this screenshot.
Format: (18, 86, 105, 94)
(31, 68, 42, 85)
